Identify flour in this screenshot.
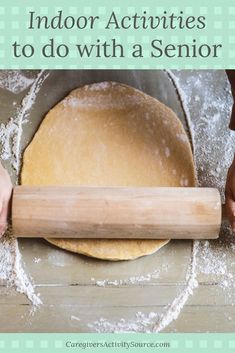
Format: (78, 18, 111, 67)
(88, 311, 160, 333)
(176, 133, 188, 142)
(93, 268, 161, 287)
(63, 82, 146, 111)
(196, 223, 235, 290)
(0, 71, 34, 94)
(47, 249, 70, 267)
(86, 81, 115, 91)
(0, 119, 18, 161)
(0, 70, 48, 306)
(71, 315, 81, 322)
(165, 70, 196, 158)
(153, 241, 199, 332)
(165, 147, 170, 158)
(165, 72, 235, 287)
(168, 70, 234, 194)
(0, 70, 49, 172)
(0, 70, 234, 329)
(86, 70, 235, 333)
(0, 233, 42, 306)
(64, 93, 141, 111)
(88, 242, 199, 333)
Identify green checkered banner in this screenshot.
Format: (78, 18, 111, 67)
(0, 0, 234, 68)
(0, 334, 234, 353)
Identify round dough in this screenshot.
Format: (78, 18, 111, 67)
(21, 81, 195, 260)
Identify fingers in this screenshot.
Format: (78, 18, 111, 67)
(0, 199, 9, 236)
(0, 164, 12, 238)
(0, 190, 12, 238)
(0, 224, 7, 237)
(225, 188, 235, 231)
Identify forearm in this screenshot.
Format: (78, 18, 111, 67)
(0, 161, 12, 236)
(226, 70, 235, 130)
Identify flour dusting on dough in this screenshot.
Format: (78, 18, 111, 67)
(165, 147, 170, 158)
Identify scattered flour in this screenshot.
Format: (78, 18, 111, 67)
(196, 223, 235, 290)
(85, 81, 115, 91)
(0, 71, 34, 94)
(168, 70, 235, 291)
(165, 147, 170, 158)
(47, 249, 70, 267)
(93, 269, 161, 287)
(88, 242, 199, 333)
(176, 133, 188, 142)
(167, 70, 234, 194)
(0, 233, 41, 306)
(0, 70, 234, 329)
(0, 70, 48, 306)
(88, 312, 160, 333)
(0, 70, 49, 172)
(71, 315, 81, 322)
(165, 70, 196, 160)
(63, 93, 141, 111)
(86, 70, 235, 333)
(153, 241, 199, 332)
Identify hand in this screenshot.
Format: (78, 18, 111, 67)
(225, 157, 235, 231)
(0, 163, 12, 237)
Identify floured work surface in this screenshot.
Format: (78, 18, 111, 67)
(0, 70, 234, 332)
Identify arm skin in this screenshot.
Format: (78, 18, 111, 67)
(225, 156, 235, 230)
(0, 162, 12, 237)
(225, 70, 235, 229)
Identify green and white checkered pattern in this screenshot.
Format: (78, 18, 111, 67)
(0, 0, 234, 68)
(0, 334, 234, 352)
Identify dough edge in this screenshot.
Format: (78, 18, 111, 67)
(46, 238, 170, 261)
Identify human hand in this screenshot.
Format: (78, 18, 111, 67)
(225, 157, 235, 231)
(0, 163, 12, 237)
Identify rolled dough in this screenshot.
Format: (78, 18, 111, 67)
(21, 81, 195, 260)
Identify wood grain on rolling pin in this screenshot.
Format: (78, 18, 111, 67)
(12, 186, 222, 239)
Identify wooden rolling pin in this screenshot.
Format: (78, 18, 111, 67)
(12, 186, 222, 239)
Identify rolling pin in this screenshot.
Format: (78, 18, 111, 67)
(12, 186, 222, 239)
